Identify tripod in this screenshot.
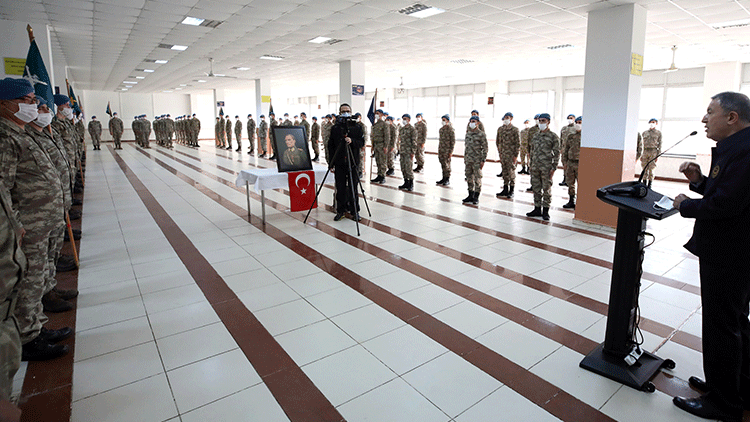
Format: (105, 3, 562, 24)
(304, 133, 371, 236)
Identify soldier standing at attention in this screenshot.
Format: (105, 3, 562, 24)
(293, 115, 300, 126)
(369, 109, 390, 184)
(355, 113, 367, 178)
(52, 96, 77, 170)
(234, 115, 242, 152)
(225, 115, 233, 150)
(398, 114, 417, 191)
(495, 112, 520, 198)
(132, 116, 140, 147)
(142, 115, 152, 148)
(220, 115, 227, 148)
(436, 114, 455, 186)
(640, 118, 662, 185)
(191, 114, 200, 148)
(310, 116, 320, 161)
(525, 114, 541, 192)
(466, 110, 485, 133)
(559, 114, 576, 186)
(518, 119, 531, 175)
(526, 113, 560, 220)
(246, 114, 255, 155)
(386, 115, 397, 176)
(269, 112, 278, 160)
(109, 112, 123, 149)
(87, 116, 102, 150)
(321, 115, 332, 163)
(300, 112, 312, 160)
(214, 117, 221, 147)
(562, 116, 582, 209)
(165, 114, 175, 148)
(414, 113, 427, 172)
(257, 115, 268, 157)
(463, 116, 488, 205)
(282, 113, 292, 127)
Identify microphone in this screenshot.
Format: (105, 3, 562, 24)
(638, 131, 698, 184)
(607, 183, 648, 198)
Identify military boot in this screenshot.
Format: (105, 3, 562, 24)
(22, 336, 68, 361)
(436, 177, 446, 185)
(496, 184, 509, 198)
(386, 168, 395, 176)
(406, 179, 414, 192)
(518, 166, 525, 174)
(471, 191, 479, 205)
(442, 178, 450, 186)
(526, 186, 533, 192)
(507, 185, 514, 198)
(562, 196, 575, 209)
(462, 191, 474, 203)
(371, 175, 385, 184)
(414, 165, 423, 173)
(313, 154, 319, 162)
(526, 207, 542, 217)
(398, 180, 409, 190)
(42, 290, 73, 313)
(542, 207, 551, 221)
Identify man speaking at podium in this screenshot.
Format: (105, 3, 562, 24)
(672, 91, 750, 422)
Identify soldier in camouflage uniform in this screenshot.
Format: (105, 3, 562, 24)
(165, 114, 175, 148)
(246, 114, 255, 154)
(369, 109, 390, 184)
(191, 114, 201, 147)
(518, 119, 531, 174)
(558, 114, 576, 186)
(214, 117, 221, 147)
(562, 116, 582, 209)
(495, 112, 520, 198)
(310, 116, 320, 161)
(436, 114, 455, 186)
(526, 113, 560, 220)
(386, 115, 397, 175)
(300, 113, 312, 160)
(525, 115, 541, 192)
(463, 116, 488, 204)
(87, 116, 102, 150)
(52, 96, 77, 172)
(257, 115, 268, 157)
(466, 110, 485, 133)
(398, 114, 417, 191)
(355, 113, 367, 178)
(109, 112, 123, 149)
(414, 113, 427, 172)
(269, 112, 279, 159)
(639, 118, 662, 185)
(234, 116, 242, 152)
(74, 114, 85, 159)
(321, 115, 332, 163)
(220, 115, 227, 148)
(225, 116, 233, 150)
(143, 115, 152, 148)
(132, 116, 140, 146)
(283, 113, 292, 127)
(0, 79, 70, 361)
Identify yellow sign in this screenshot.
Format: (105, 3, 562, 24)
(261, 95, 271, 103)
(630, 53, 643, 76)
(4, 58, 25, 76)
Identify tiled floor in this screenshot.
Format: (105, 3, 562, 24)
(42, 140, 725, 421)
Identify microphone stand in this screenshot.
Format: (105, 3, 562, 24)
(638, 131, 698, 186)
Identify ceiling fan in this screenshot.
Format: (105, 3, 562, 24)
(203, 57, 236, 78)
(664, 46, 679, 73)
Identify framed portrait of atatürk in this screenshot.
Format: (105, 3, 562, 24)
(272, 126, 312, 173)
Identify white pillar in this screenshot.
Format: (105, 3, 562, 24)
(339, 60, 366, 114)
(255, 78, 271, 118)
(576, 3, 647, 227)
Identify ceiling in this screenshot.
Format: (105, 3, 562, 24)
(3, 0, 749, 96)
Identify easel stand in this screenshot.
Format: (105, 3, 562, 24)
(579, 181, 677, 393)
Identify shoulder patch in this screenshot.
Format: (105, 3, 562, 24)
(710, 165, 720, 178)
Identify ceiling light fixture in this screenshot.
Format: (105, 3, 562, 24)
(235, 67, 250, 71)
(450, 59, 474, 64)
(181, 17, 204, 26)
(398, 4, 445, 18)
(171, 45, 188, 51)
(260, 55, 283, 61)
(123, 81, 137, 84)
(135, 76, 145, 79)
(197, 80, 206, 83)
(547, 44, 574, 50)
(143, 69, 155, 73)
(309, 36, 331, 44)
(155, 60, 168, 64)
(711, 18, 750, 29)
(121, 88, 128, 91)
(179, 84, 187, 86)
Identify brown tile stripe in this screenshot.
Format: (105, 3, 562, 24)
(19, 188, 83, 422)
(139, 145, 699, 402)
(130, 146, 621, 422)
(108, 146, 344, 422)
(164, 147, 704, 352)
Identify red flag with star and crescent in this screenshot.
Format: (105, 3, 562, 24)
(288, 170, 316, 212)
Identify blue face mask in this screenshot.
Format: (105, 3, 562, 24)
(340, 112, 351, 118)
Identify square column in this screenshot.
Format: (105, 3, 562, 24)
(255, 78, 271, 118)
(339, 60, 366, 114)
(576, 4, 647, 227)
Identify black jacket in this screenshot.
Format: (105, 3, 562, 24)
(327, 118, 364, 167)
(680, 126, 750, 263)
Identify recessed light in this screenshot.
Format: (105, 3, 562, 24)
(171, 45, 188, 51)
(547, 44, 574, 50)
(399, 4, 444, 18)
(123, 81, 137, 84)
(163, 90, 173, 93)
(175, 88, 183, 90)
(143, 69, 155, 72)
(155, 60, 168, 64)
(121, 88, 128, 91)
(181, 17, 204, 26)
(260, 55, 283, 61)
(711, 18, 750, 29)
(236, 67, 250, 71)
(136, 76, 145, 79)
(309, 36, 331, 44)
(197, 80, 206, 83)
(179, 84, 187, 86)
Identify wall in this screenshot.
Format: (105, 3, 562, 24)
(0, 18, 65, 97)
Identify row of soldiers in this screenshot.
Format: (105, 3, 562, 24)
(131, 115, 152, 148)
(174, 115, 201, 147)
(152, 115, 176, 148)
(1, 78, 87, 413)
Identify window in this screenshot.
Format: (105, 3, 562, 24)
(563, 91, 583, 117)
(665, 86, 704, 119)
(454, 95, 473, 117)
(639, 87, 663, 120)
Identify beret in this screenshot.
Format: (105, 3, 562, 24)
(247, 114, 251, 117)
(354, 112, 361, 117)
(575, 116, 582, 122)
(386, 116, 394, 121)
(376, 109, 384, 114)
(534, 114, 540, 119)
(567, 114, 576, 118)
(471, 110, 479, 114)
(0, 78, 34, 100)
(312, 116, 317, 120)
(300, 112, 306, 116)
(260, 114, 265, 118)
(503, 112, 513, 118)
(441, 114, 450, 121)
(538, 113, 551, 120)
(92, 115, 97, 119)
(415, 113, 422, 117)
(402, 114, 411, 119)
(649, 118, 658, 123)
(469, 116, 480, 122)
(53, 94, 71, 106)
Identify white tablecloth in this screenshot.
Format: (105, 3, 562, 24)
(234, 167, 332, 193)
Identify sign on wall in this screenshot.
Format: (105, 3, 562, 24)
(351, 84, 364, 96)
(4, 58, 25, 76)
(630, 53, 643, 76)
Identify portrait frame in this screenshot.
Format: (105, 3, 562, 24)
(272, 126, 312, 173)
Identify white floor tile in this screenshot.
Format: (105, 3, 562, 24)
(156, 322, 238, 370)
(455, 386, 562, 422)
(254, 298, 327, 336)
(75, 316, 153, 362)
(338, 378, 450, 422)
(148, 301, 221, 339)
(476, 321, 562, 369)
(362, 325, 448, 375)
(275, 320, 357, 367)
(180, 384, 290, 422)
(70, 374, 177, 422)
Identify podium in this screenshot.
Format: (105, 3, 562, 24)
(579, 181, 678, 392)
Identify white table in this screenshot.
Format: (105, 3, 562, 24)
(234, 167, 332, 223)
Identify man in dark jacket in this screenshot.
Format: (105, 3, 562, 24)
(327, 103, 364, 221)
(672, 91, 750, 422)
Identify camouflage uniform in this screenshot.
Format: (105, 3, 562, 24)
(191, 116, 201, 147)
(225, 118, 233, 149)
(639, 128, 662, 183)
(87, 119, 102, 149)
(559, 123, 575, 175)
(214, 119, 221, 147)
(270, 118, 279, 157)
(0, 179, 24, 401)
(562, 129, 581, 198)
(132, 118, 141, 146)
(387, 121, 397, 172)
(246, 117, 255, 153)
(165, 117, 175, 148)
(109, 116, 123, 149)
(310, 120, 320, 159)
(358, 120, 367, 176)
(370, 119, 390, 177)
(635, 132, 642, 161)
(142, 117, 152, 148)
(0, 117, 64, 344)
(466, 120, 485, 133)
(52, 116, 77, 172)
(301, 118, 312, 157)
(218, 117, 226, 147)
(257, 119, 268, 155)
(519, 126, 530, 168)
(464, 128, 488, 193)
(321, 119, 332, 162)
(529, 129, 561, 208)
(415, 119, 427, 168)
(496, 124, 520, 186)
(234, 119, 242, 150)
(438, 123, 456, 180)
(74, 118, 85, 159)
(399, 122, 417, 181)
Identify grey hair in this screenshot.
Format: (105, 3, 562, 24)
(711, 91, 750, 123)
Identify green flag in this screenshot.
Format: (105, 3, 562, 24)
(23, 38, 54, 111)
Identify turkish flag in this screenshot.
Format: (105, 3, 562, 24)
(288, 171, 316, 212)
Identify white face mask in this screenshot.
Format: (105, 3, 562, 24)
(35, 111, 53, 127)
(649, 123, 656, 129)
(503, 119, 511, 126)
(568, 118, 574, 124)
(538, 123, 548, 130)
(62, 107, 74, 119)
(441, 120, 447, 126)
(15, 103, 39, 123)
(469, 122, 477, 129)
(524, 123, 530, 128)
(575, 123, 582, 131)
